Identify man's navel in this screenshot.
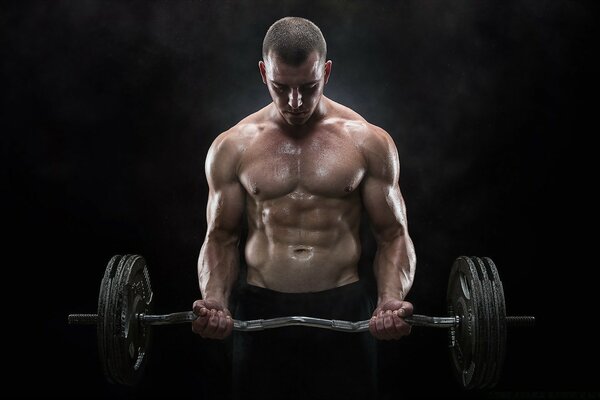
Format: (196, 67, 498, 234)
(290, 246, 314, 261)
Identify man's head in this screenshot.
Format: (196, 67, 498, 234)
(259, 17, 332, 126)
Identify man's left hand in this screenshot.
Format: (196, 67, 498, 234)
(368, 299, 413, 340)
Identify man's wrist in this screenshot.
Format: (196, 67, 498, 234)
(201, 293, 229, 309)
(377, 293, 405, 307)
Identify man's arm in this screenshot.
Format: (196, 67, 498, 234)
(360, 126, 416, 340)
(192, 130, 245, 339)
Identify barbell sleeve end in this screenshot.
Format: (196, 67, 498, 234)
(68, 314, 98, 325)
(506, 316, 536, 327)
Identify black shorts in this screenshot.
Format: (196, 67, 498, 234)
(231, 279, 379, 400)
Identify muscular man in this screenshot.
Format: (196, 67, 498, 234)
(192, 17, 416, 400)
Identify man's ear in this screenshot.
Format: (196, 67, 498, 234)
(258, 60, 267, 84)
(324, 60, 333, 84)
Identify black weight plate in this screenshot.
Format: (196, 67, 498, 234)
(97, 255, 122, 384)
(482, 257, 506, 388)
(470, 256, 496, 389)
(116, 255, 153, 385)
(465, 256, 491, 389)
(106, 254, 131, 384)
(104, 254, 154, 386)
(447, 256, 486, 389)
(477, 256, 501, 389)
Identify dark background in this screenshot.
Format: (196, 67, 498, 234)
(2, 0, 598, 398)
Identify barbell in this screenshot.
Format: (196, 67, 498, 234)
(68, 254, 534, 389)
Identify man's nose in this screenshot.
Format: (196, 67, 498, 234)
(288, 88, 303, 110)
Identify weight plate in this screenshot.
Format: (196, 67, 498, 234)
(111, 254, 153, 385)
(106, 254, 130, 384)
(470, 256, 496, 389)
(447, 256, 486, 389)
(97, 255, 122, 384)
(119, 255, 153, 385)
(98, 254, 154, 385)
(482, 257, 506, 388)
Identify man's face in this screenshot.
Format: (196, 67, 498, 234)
(259, 51, 332, 126)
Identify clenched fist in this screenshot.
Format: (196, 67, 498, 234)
(368, 299, 413, 340)
(191, 299, 234, 339)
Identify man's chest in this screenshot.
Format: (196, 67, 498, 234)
(238, 134, 366, 199)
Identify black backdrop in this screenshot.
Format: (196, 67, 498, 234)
(2, 1, 598, 399)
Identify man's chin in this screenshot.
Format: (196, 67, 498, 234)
(284, 113, 311, 126)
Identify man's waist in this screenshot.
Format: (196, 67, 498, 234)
(243, 277, 363, 297)
(233, 277, 373, 321)
(245, 262, 360, 293)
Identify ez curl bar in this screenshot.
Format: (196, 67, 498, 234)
(69, 254, 534, 389)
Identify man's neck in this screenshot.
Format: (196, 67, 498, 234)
(271, 97, 329, 136)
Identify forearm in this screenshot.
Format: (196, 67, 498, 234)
(197, 235, 240, 307)
(373, 232, 416, 306)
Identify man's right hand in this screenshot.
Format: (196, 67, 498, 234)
(191, 299, 234, 339)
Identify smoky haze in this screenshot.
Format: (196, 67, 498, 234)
(2, 0, 596, 398)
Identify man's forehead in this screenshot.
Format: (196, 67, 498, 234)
(264, 51, 324, 81)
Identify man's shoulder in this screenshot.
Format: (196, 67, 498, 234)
(209, 110, 271, 155)
(206, 113, 271, 179)
(324, 98, 394, 147)
(328, 99, 390, 140)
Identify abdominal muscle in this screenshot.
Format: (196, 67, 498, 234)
(244, 197, 362, 293)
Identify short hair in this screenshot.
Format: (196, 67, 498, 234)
(262, 17, 327, 66)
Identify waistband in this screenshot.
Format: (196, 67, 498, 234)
(238, 279, 366, 302)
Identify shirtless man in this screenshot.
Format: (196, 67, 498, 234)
(192, 17, 416, 400)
